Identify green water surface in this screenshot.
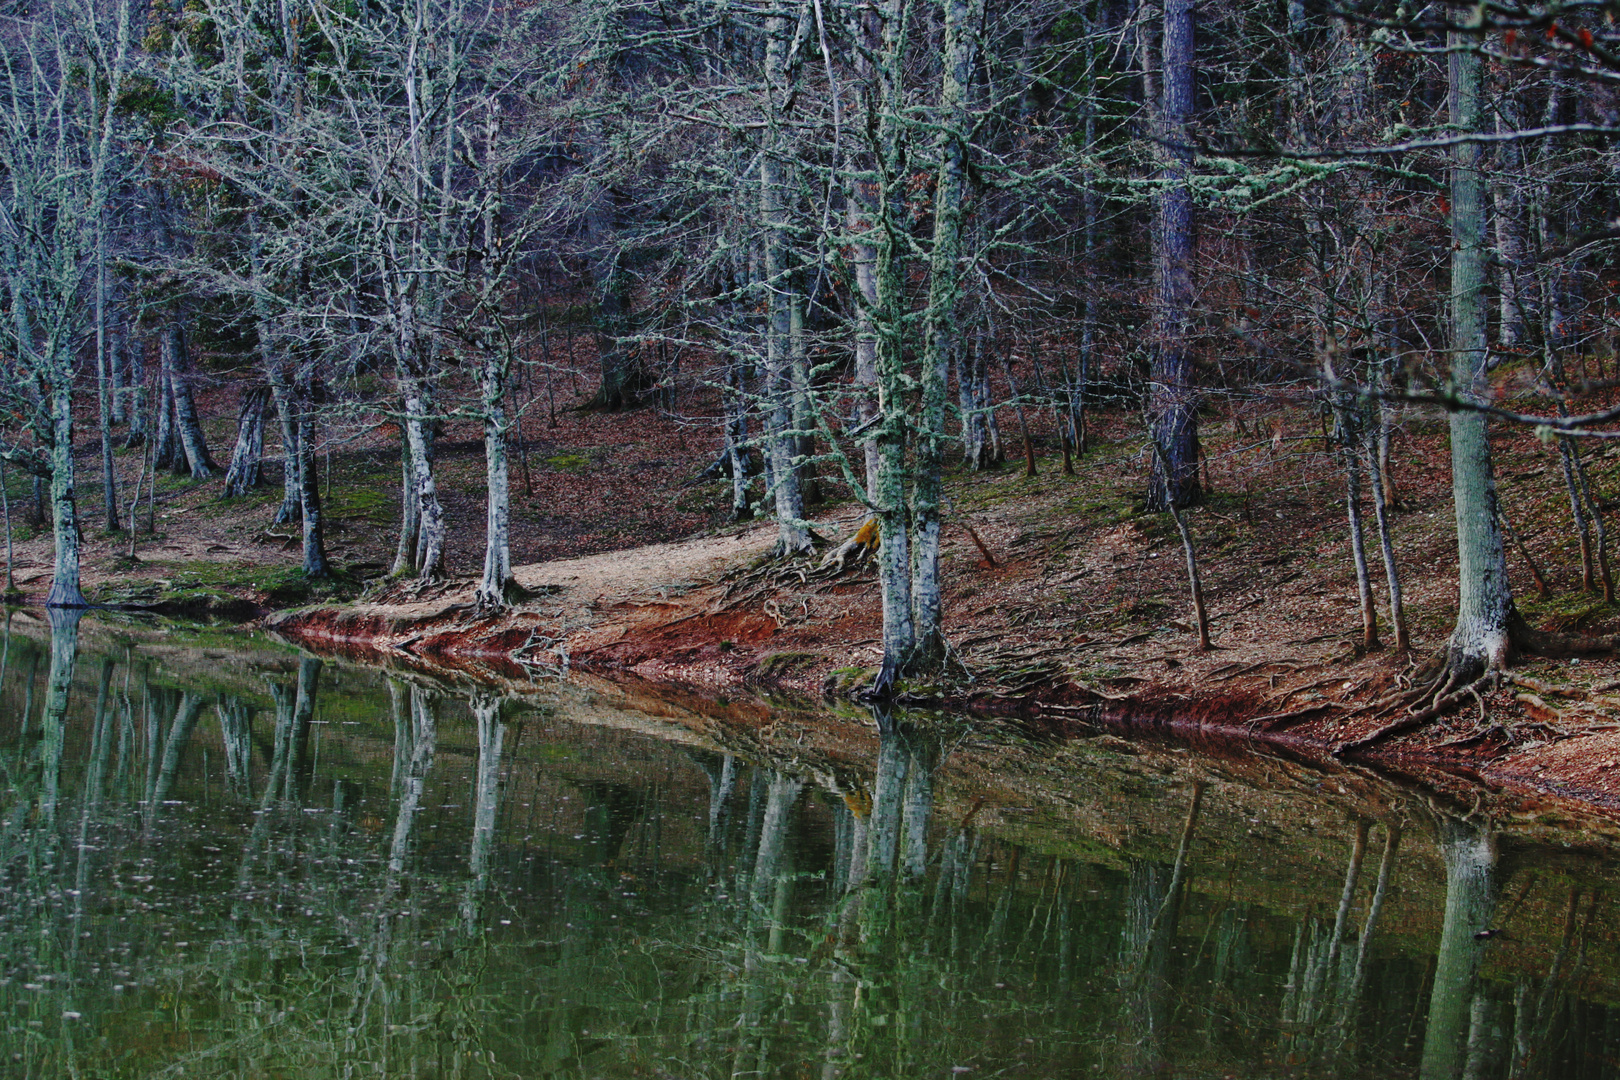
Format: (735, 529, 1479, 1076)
(1, 611, 1618, 1079)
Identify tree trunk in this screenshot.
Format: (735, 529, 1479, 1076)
(1364, 415, 1409, 651)
(45, 378, 87, 608)
(791, 292, 820, 504)
(95, 219, 119, 532)
(222, 385, 270, 498)
(153, 361, 179, 474)
(293, 381, 330, 579)
(1340, 410, 1379, 650)
(1146, 0, 1200, 511)
(1493, 97, 1528, 351)
(761, 13, 811, 558)
(116, 308, 145, 447)
(391, 426, 421, 575)
(866, 0, 914, 696)
(266, 365, 302, 527)
(161, 312, 216, 480)
(476, 351, 518, 610)
(401, 377, 446, 580)
(1443, 20, 1519, 681)
(109, 303, 127, 427)
(911, 0, 984, 668)
(1420, 819, 1498, 1080)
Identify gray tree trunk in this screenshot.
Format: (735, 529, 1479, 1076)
(95, 216, 119, 531)
(1493, 97, 1528, 350)
(1444, 21, 1518, 679)
(153, 363, 180, 474)
(161, 312, 216, 480)
(866, 0, 914, 694)
(476, 352, 517, 608)
(1364, 416, 1409, 651)
(116, 308, 145, 446)
(400, 376, 447, 579)
(293, 381, 331, 579)
(46, 380, 87, 608)
(911, 0, 984, 667)
(266, 364, 302, 527)
(391, 427, 421, 575)
(1420, 819, 1498, 1080)
(761, 9, 811, 558)
(222, 385, 269, 498)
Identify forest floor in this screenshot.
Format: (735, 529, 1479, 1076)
(14, 345, 1620, 816)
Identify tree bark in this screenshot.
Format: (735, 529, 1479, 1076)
(866, 0, 914, 695)
(1420, 819, 1498, 1080)
(161, 311, 216, 480)
(761, 9, 811, 558)
(391, 426, 421, 575)
(44, 377, 87, 608)
(266, 364, 302, 527)
(1364, 415, 1409, 651)
(1443, 19, 1519, 680)
(911, 0, 984, 668)
(293, 380, 330, 579)
(222, 385, 269, 498)
(1145, 0, 1200, 511)
(400, 375, 446, 580)
(95, 215, 119, 532)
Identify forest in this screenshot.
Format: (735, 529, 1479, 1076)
(1, 0, 1619, 732)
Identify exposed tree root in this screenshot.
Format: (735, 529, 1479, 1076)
(1516, 628, 1620, 658)
(1334, 671, 1500, 757)
(1335, 623, 1620, 755)
(817, 518, 878, 575)
(1247, 703, 1334, 731)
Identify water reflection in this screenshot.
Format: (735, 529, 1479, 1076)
(2, 626, 1620, 1078)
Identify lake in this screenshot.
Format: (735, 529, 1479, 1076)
(2, 610, 1618, 1078)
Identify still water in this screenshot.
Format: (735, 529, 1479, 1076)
(3, 612, 1620, 1079)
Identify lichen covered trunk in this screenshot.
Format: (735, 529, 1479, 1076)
(910, 0, 983, 666)
(391, 427, 420, 576)
(294, 392, 331, 579)
(1445, 25, 1517, 679)
(45, 379, 87, 608)
(222, 385, 269, 498)
(401, 378, 446, 580)
(266, 366, 301, 527)
(1420, 819, 1498, 1080)
(476, 353, 516, 610)
(761, 14, 809, 558)
(162, 315, 216, 480)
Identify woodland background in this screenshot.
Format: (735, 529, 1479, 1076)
(1, 0, 1618, 699)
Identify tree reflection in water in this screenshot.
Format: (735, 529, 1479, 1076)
(1, 636, 1620, 1078)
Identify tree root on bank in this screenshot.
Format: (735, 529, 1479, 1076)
(1334, 670, 1502, 757)
(1334, 621, 1620, 758)
(816, 518, 878, 575)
